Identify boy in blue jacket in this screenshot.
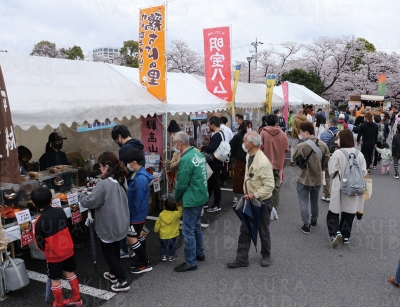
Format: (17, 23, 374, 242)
(124, 149, 154, 274)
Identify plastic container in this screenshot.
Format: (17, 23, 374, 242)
(3, 258, 30, 291)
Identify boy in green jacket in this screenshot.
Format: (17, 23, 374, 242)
(173, 132, 208, 272)
(154, 198, 183, 262)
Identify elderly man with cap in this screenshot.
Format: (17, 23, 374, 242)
(227, 132, 275, 268)
(39, 132, 69, 170)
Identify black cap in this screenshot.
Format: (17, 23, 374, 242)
(167, 120, 180, 133)
(48, 132, 66, 143)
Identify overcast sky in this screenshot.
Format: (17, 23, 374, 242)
(1, 0, 399, 62)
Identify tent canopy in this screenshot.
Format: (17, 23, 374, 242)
(283, 82, 329, 105)
(0, 53, 230, 131)
(0, 53, 166, 131)
(110, 66, 230, 115)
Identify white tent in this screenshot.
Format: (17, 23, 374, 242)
(282, 82, 329, 105)
(192, 75, 286, 109)
(0, 53, 166, 131)
(110, 66, 230, 115)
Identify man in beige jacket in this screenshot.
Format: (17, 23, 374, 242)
(292, 122, 330, 234)
(290, 109, 308, 165)
(227, 132, 275, 268)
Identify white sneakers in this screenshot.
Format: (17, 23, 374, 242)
(321, 196, 330, 202)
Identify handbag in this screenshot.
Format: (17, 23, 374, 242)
(206, 163, 213, 180)
(364, 177, 372, 200)
(202, 151, 214, 164)
(270, 207, 278, 221)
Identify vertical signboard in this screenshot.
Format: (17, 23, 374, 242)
(265, 74, 276, 114)
(141, 115, 163, 158)
(138, 5, 166, 102)
(0, 66, 21, 184)
(282, 81, 289, 122)
(203, 26, 232, 102)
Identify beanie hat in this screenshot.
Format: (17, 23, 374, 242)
(167, 120, 180, 133)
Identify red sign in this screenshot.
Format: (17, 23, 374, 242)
(0, 66, 21, 184)
(203, 26, 232, 101)
(68, 193, 82, 225)
(15, 209, 33, 247)
(282, 82, 289, 123)
(141, 115, 163, 159)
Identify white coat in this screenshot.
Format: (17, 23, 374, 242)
(328, 147, 367, 214)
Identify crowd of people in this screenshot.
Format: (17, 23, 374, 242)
(29, 104, 400, 306)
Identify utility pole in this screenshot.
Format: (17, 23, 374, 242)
(251, 38, 263, 69)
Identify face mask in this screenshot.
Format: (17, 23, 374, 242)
(298, 135, 303, 140)
(117, 142, 123, 148)
(172, 146, 179, 153)
(247, 128, 252, 133)
(337, 139, 340, 147)
(174, 146, 181, 154)
(54, 143, 63, 150)
(242, 143, 249, 153)
(277, 113, 282, 117)
(127, 165, 134, 172)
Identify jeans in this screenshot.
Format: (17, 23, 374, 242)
(326, 210, 355, 238)
(120, 238, 128, 253)
(100, 241, 126, 282)
(396, 259, 400, 284)
(159, 238, 177, 256)
(296, 182, 320, 226)
(182, 205, 205, 267)
(236, 197, 273, 261)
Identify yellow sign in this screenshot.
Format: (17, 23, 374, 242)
(265, 74, 276, 114)
(138, 5, 166, 102)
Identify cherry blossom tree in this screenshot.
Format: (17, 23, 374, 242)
(167, 40, 204, 75)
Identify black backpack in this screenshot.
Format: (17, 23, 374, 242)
(328, 130, 339, 153)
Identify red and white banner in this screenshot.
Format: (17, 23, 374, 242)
(203, 26, 232, 101)
(15, 209, 33, 247)
(282, 82, 289, 123)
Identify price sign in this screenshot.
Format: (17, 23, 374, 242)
(68, 193, 82, 224)
(153, 173, 161, 192)
(15, 209, 33, 247)
(51, 198, 62, 208)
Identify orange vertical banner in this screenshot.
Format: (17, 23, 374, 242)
(138, 5, 166, 102)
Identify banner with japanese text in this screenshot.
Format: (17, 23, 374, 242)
(378, 73, 386, 96)
(231, 64, 241, 129)
(141, 115, 163, 159)
(68, 193, 82, 225)
(282, 81, 289, 122)
(203, 26, 232, 101)
(138, 5, 166, 102)
(0, 66, 21, 185)
(15, 209, 33, 247)
(265, 74, 276, 114)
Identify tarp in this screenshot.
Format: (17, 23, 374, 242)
(110, 66, 230, 115)
(0, 53, 165, 131)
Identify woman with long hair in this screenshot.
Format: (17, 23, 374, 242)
(79, 152, 130, 292)
(327, 129, 367, 247)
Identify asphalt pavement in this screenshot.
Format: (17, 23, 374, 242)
(3, 158, 400, 307)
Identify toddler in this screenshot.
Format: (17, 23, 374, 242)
(376, 143, 392, 175)
(154, 197, 183, 262)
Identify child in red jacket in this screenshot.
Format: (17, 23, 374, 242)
(32, 187, 82, 307)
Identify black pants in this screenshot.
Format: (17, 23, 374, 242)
(220, 162, 228, 183)
(101, 241, 126, 282)
(373, 142, 382, 166)
(326, 210, 355, 238)
(361, 143, 374, 169)
(208, 166, 222, 207)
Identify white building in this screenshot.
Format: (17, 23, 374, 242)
(92, 47, 120, 59)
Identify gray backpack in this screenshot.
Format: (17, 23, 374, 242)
(338, 149, 366, 196)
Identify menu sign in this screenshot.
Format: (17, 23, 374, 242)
(68, 193, 82, 224)
(0, 66, 21, 185)
(51, 198, 62, 208)
(15, 209, 33, 247)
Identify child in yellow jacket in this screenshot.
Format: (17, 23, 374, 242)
(154, 198, 183, 262)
